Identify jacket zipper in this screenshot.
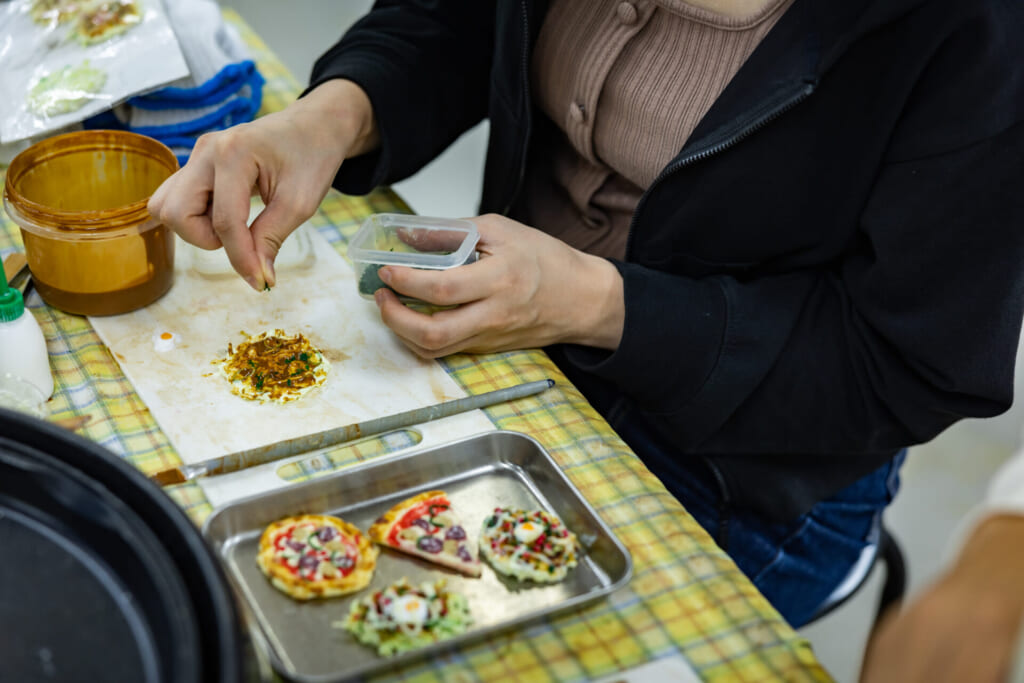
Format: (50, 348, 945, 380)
(502, 0, 532, 216)
(625, 81, 817, 529)
(624, 81, 817, 259)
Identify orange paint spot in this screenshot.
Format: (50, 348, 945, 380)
(160, 332, 173, 340)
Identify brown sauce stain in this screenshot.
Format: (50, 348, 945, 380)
(323, 348, 350, 363)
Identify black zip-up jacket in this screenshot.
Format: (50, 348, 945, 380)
(310, 0, 1024, 522)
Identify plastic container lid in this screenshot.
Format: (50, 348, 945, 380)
(348, 214, 479, 301)
(348, 214, 479, 270)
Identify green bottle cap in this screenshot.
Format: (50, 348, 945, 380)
(0, 259, 25, 322)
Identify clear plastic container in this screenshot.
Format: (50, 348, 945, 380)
(348, 214, 479, 301)
(3, 130, 179, 316)
(185, 198, 314, 279)
(0, 373, 49, 419)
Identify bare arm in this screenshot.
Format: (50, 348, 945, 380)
(861, 514, 1024, 683)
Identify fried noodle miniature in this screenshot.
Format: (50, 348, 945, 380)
(216, 329, 330, 403)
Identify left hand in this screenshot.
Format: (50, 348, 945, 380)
(371, 213, 625, 358)
(860, 515, 1024, 683)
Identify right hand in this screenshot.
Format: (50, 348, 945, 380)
(148, 79, 378, 291)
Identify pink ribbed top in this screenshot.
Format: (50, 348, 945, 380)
(516, 0, 793, 259)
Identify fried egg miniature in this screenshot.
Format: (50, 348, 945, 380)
(385, 594, 430, 627)
(513, 520, 543, 545)
(152, 330, 177, 352)
(480, 508, 579, 583)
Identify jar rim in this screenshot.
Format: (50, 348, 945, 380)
(3, 130, 178, 234)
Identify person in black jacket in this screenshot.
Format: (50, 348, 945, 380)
(149, 0, 1024, 627)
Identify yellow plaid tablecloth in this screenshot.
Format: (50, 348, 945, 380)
(0, 11, 832, 683)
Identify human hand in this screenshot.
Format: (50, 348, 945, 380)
(148, 79, 378, 291)
(372, 214, 625, 357)
(860, 515, 1024, 683)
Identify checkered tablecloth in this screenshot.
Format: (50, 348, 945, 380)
(0, 10, 832, 682)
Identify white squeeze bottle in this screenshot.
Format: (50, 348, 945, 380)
(0, 260, 54, 400)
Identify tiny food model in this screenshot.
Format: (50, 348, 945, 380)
(217, 329, 329, 403)
(369, 490, 482, 577)
(152, 330, 177, 352)
(480, 508, 579, 583)
(29, 0, 82, 25)
(27, 61, 106, 117)
(340, 578, 472, 656)
(256, 514, 378, 600)
(74, 0, 141, 45)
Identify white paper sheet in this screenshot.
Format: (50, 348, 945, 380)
(90, 225, 495, 506)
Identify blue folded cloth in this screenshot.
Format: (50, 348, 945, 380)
(84, 0, 263, 165)
(130, 60, 260, 110)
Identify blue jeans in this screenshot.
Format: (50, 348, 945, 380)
(674, 450, 904, 627)
(611, 412, 905, 627)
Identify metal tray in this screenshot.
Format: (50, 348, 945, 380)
(202, 430, 633, 682)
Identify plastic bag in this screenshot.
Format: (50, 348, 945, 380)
(0, 0, 189, 144)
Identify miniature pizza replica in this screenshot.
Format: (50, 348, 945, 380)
(480, 508, 579, 583)
(216, 329, 329, 403)
(256, 514, 378, 600)
(339, 578, 472, 657)
(369, 491, 482, 577)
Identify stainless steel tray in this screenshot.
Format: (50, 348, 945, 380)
(202, 430, 633, 682)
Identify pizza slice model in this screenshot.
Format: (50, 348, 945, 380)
(256, 513, 378, 600)
(368, 490, 482, 577)
(339, 577, 472, 657)
(479, 507, 579, 583)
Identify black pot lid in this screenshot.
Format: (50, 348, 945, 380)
(0, 407, 245, 683)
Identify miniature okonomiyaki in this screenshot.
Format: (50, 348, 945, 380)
(256, 514, 378, 600)
(479, 508, 579, 583)
(339, 578, 472, 656)
(368, 490, 482, 577)
(216, 329, 329, 404)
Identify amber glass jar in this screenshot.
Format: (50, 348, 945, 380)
(3, 130, 179, 316)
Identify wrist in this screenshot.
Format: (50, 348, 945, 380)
(297, 79, 380, 161)
(567, 253, 624, 349)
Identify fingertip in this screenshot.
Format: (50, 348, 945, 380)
(262, 255, 276, 289)
(374, 287, 397, 308)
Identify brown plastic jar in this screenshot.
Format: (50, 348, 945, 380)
(3, 130, 179, 316)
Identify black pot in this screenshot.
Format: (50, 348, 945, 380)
(0, 407, 246, 683)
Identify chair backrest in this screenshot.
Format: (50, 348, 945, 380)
(806, 523, 906, 627)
